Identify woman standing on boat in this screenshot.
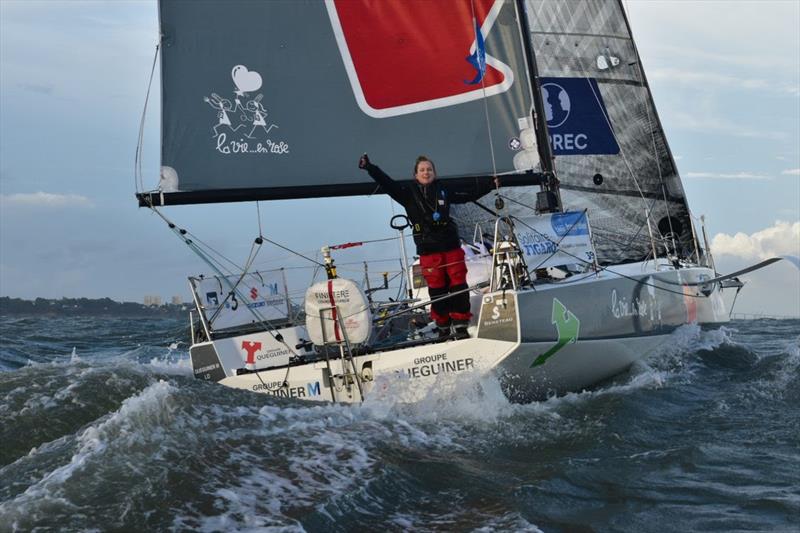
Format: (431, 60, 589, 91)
(359, 153, 497, 339)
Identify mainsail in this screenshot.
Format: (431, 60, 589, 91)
(456, 0, 700, 265)
(139, 0, 545, 206)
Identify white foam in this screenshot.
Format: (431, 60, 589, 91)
(146, 354, 193, 376)
(364, 364, 518, 424)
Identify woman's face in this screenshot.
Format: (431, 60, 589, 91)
(415, 161, 436, 185)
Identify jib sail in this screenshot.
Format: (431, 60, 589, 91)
(456, 0, 700, 265)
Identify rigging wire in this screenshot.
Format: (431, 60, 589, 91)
(142, 203, 303, 367)
(260, 235, 326, 268)
(622, 0, 683, 258)
(135, 43, 160, 194)
(256, 201, 264, 238)
(469, 0, 500, 193)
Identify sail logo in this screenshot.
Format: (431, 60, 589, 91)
(540, 77, 620, 156)
(542, 83, 571, 128)
(204, 65, 290, 156)
(325, 0, 514, 118)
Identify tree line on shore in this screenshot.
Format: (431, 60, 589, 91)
(0, 296, 188, 317)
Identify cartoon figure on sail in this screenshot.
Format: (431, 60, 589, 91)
(204, 93, 241, 137)
(245, 94, 277, 138)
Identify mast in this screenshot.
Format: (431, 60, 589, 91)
(514, 0, 562, 213)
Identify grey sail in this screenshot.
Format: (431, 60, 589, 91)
(142, 0, 543, 206)
(455, 0, 700, 265)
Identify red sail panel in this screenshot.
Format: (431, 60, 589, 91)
(332, 0, 504, 110)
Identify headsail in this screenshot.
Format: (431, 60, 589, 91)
(140, 0, 543, 207)
(456, 0, 700, 265)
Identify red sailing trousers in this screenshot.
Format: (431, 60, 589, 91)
(419, 247, 471, 326)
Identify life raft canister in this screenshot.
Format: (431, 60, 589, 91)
(304, 278, 372, 346)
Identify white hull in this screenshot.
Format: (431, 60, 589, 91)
(190, 261, 730, 404)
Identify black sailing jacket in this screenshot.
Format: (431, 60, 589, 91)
(365, 163, 496, 255)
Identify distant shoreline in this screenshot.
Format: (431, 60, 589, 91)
(0, 296, 188, 318)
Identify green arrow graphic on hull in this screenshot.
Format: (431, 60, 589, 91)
(531, 298, 580, 367)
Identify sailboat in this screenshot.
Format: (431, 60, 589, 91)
(136, 0, 745, 404)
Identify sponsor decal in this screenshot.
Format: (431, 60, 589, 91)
(266, 282, 279, 296)
(540, 77, 620, 156)
(252, 380, 322, 398)
(240, 339, 293, 365)
(402, 353, 475, 378)
(307, 381, 321, 396)
(191, 346, 227, 382)
(484, 297, 513, 327)
(550, 211, 589, 237)
(256, 347, 291, 361)
(193, 362, 221, 378)
(514, 212, 596, 268)
(531, 298, 579, 367)
(206, 291, 219, 306)
(610, 280, 662, 322)
(312, 288, 351, 303)
(241, 340, 262, 366)
(508, 136, 522, 151)
(204, 65, 290, 156)
(478, 294, 518, 342)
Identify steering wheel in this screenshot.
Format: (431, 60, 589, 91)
(390, 214, 411, 231)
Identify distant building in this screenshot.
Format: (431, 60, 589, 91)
(144, 295, 162, 306)
(171, 295, 183, 305)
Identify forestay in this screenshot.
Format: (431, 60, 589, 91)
(142, 0, 543, 206)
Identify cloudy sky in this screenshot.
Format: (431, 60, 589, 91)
(1, 0, 798, 316)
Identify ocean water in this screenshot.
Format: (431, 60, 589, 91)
(0, 316, 798, 532)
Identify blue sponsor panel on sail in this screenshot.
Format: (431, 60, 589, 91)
(540, 77, 620, 155)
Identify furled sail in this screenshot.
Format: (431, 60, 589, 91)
(456, 0, 700, 265)
(140, 0, 544, 206)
